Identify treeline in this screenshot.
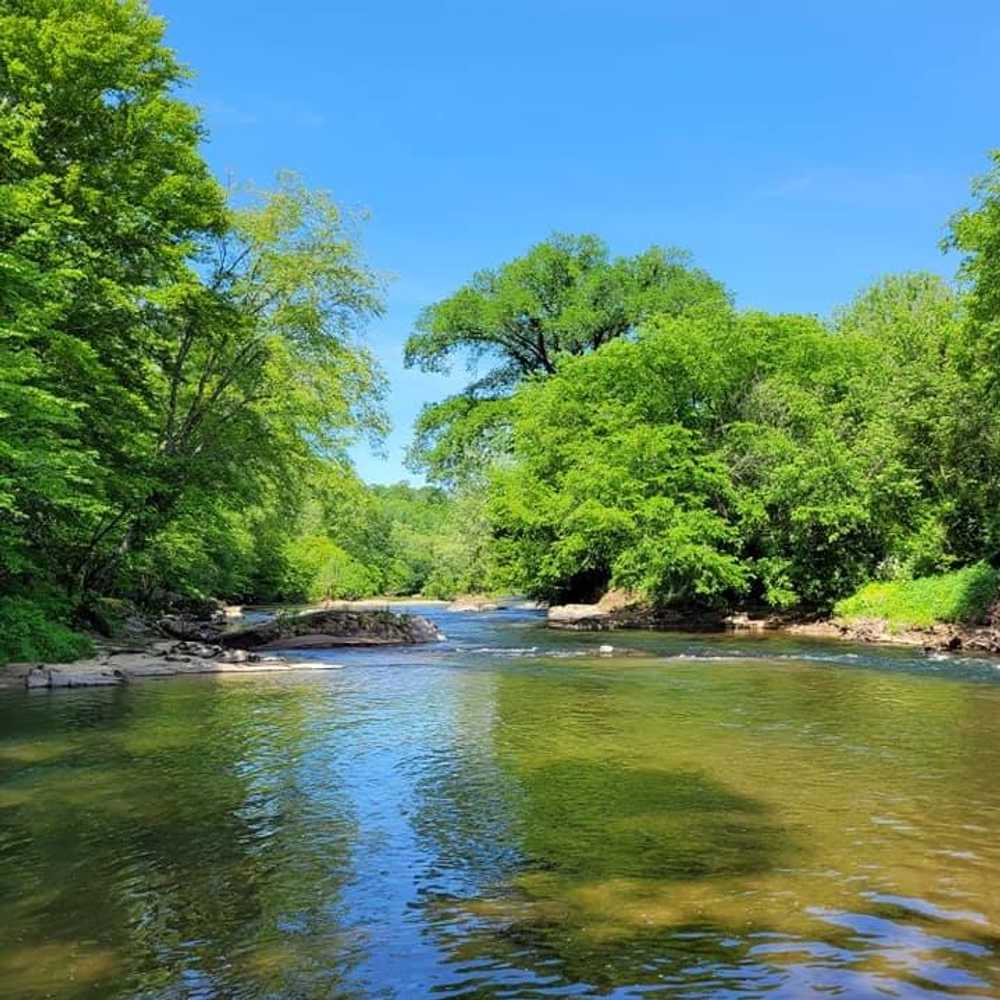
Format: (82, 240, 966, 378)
(0, 0, 466, 662)
(404, 165, 1000, 617)
(5, 1, 1000, 663)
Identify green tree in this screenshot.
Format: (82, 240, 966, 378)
(78, 174, 387, 593)
(405, 234, 729, 483)
(489, 301, 966, 611)
(0, 0, 226, 591)
(0, 1, 389, 653)
(947, 149, 1000, 378)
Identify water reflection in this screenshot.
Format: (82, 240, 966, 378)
(0, 611, 999, 998)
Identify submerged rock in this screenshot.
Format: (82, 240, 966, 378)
(220, 608, 444, 650)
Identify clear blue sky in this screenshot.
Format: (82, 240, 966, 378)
(157, 0, 999, 484)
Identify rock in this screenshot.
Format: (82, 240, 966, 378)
(49, 669, 124, 688)
(548, 603, 613, 627)
(217, 648, 258, 664)
(26, 666, 125, 689)
(146, 590, 225, 620)
(221, 608, 444, 650)
(724, 612, 768, 631)
(599, 644, 614, 655)
(547, 590, 645, 630)
(447, 596, 507, 612)
(169, 641, 222, 659)
(158, 615, 223, 643)
(25, 667, 50, 689)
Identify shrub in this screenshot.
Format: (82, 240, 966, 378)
(0, 596, 95, 664)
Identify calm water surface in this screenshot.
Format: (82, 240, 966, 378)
(2, 606, 1000, 999)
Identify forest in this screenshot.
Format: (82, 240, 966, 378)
(3, 0, 1000, 662)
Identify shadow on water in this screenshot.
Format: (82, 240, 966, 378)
(510, 760, 788, 882)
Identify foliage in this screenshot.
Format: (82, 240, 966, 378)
(0, 0, 387, 656)
(834, 564, 1000, 631)
(490, 275, 992, 612)
(405, 234, 729, 483)
(947, 149, 1000, 383)
(5, 0, 1000, 655)
(274, 480, 496, 601)
(0, 596, 95, 665)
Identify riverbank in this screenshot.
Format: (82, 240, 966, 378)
(785, 617, 1000, 654)
(0, 643, 338, 690)
(3, 606, 447, 689)
(546, 594, 1000, 655)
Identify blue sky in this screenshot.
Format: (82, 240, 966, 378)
(157, 0, 1000, 484)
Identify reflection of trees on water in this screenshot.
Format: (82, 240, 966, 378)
(406, 659, 1000, 996)
(0, 679, 364, 999)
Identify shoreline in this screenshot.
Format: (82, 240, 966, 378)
(0, 646, 344, 691)
(7, 601, 1000, 692)
(546, 599, 1000, 656)
(3, 605, 449, 690)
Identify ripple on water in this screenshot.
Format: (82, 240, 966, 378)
(0, 609, 999, 998)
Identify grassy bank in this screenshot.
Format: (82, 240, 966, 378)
(833, 564, 1000, 632)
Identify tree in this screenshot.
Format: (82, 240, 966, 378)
(404, 233, 729, 483)
(947, 149, 1000, 379)
(489, 301, 965, 611)
(0, 0, 226, 594)
(76, 174, 388, 593)
(0, 0, 388, 631)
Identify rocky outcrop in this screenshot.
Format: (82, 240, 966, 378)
(7, 640, 347, 690)
(26, 665, 125, 688)
(220, 608, 444, 650)
(547, 590, 737, 632)
(158, 615, 225, 643)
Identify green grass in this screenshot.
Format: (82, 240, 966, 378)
(833, 563, 1000, 631)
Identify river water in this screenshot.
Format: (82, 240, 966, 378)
(2, 605, 1000, 999)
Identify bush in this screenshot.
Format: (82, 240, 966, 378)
(0, 596, 95, 665)
(833, 563, 1000, 630)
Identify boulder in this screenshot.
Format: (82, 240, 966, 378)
(158, 615, 224, 643)
(168, 641, 223, 659)
(220, 608, 444, 651)
(217, 648, 258, 663)
(26, 666, 124, 689)
(547, 589, 644, 629)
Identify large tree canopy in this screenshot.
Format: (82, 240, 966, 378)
(0, 0, 390, 648)
(489, 274, 991, 610)
(404, 233, 729, 483)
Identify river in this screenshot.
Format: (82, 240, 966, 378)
(1, 605, 999, 998)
